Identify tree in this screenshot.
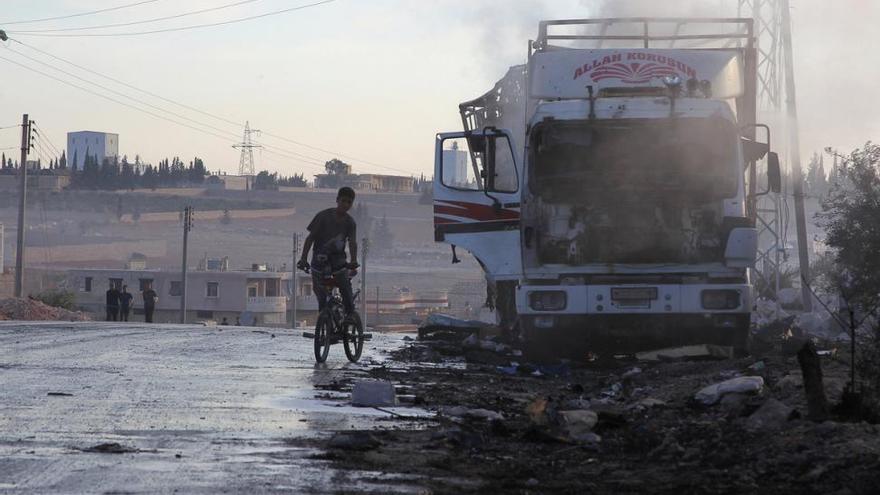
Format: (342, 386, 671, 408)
(371, 213, 394, 253)
(806, 152, 829, 198)
(817, 142, 880, 412)
(254, 170, 278, 190)
(58, 150, 67, 170)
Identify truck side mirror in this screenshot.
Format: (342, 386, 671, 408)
(767, 152, 781, 193)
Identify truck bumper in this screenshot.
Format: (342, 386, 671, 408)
(516, 283, 752, 352)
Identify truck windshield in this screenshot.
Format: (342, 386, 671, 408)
(531, 118, 739, 202)
(528, 118, 742, 265)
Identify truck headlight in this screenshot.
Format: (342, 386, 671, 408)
(701, 289, 740, 310)
(529, 291, 567, 311)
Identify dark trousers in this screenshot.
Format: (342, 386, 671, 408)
(106, 306, 118, 321)
(144, 305, 155, 323)
(312, 270, 354, 315)
(120, 306, 130, 322)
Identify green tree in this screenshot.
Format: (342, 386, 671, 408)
(817, 142, 880, 412)
(371, 213, 394, 253)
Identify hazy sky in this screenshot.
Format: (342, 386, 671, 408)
(0, 0, 877, 178)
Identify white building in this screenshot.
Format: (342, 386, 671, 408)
(67, 131, 119, 169)
(441, 141, 470, 187)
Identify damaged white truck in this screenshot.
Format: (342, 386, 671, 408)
(433, 18, 781, 354)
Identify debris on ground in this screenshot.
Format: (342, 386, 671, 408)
(351, 380, 397, 407)
(636, 344, 733, 362)
(81, 443, 142, 454)
(292, 320, 880, 494)
(0, 297, 90, 321)
(417, 313, 493, 340)
(694, 376, 765, 405)
(327, 432, 382, 451)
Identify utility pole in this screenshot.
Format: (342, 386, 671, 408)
(180, 206, 193, 323)
(780, 0, 812, 311)
(291, 232, 299, 329)
(361, 237, 369, 330)
(14, 114, 32, 298)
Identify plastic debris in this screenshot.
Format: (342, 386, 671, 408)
(694, 376, 765, 405)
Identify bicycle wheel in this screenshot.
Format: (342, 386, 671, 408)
(342, 311, 364, 362)
(314, 311, 332, 363)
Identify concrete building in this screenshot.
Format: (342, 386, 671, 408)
(67, 131, 119, 170)
(441, 141, 470, 187)
(313, 173, 415, 193)
(67, 264, 315, 326)
(0, 174, 70, 192)
(205, 174, 254, 191)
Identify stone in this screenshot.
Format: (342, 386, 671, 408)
(440, 406, 504, 421)
(351, 380, 397, 407)
(559, 409, 599, 439)
(327, 432, 381, 451)
(745, 398, 795, 432)
(636, 344, 733, 362)
(695, 376, 764, 405)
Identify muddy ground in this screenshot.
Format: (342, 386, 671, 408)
(291, 330, 880, 494)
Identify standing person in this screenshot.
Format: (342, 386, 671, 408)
(142, 282, 158, 323)
(106, 284, 120, 321)
(297, 187, 359, 317)
(119, 285, 133, 322)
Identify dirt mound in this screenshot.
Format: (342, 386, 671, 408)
(0, 298, 90, 321)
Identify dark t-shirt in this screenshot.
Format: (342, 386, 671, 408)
(106, 289, 120, 306)
(307, 208, 356, 266)
(119, 292, 133, 309)
(143, 289, 157, 308)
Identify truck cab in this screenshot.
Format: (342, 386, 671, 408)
(434, 18, 779, 354)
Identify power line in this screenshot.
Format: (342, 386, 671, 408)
(7, 0, 337, 37)
(11, 0, 265, 33)
(33, 123, 63, 156)
(10, 38, 414, 176)
(0, 0, 162, 26)
(6, 43, 340, 169)
(0, 124, 22, 130)
(0, 55, 328, 173)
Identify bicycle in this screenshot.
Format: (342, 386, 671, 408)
(299, 263, 364, 363)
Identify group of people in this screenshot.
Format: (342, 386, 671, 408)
(102, 187, 361, 326)
(105, 283, 158, 322)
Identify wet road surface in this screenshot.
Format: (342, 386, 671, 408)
(0, 321, 425, 494)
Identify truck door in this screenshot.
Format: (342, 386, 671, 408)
(433, 129, 522, 278)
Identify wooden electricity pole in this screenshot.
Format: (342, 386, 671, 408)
(14, 114, 31, 298)
(361, 236, 369, 329)
(180, 206, 193, 323)
(291, 232, 299, 329)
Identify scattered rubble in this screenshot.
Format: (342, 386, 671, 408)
(300, 318, 880, 493)
(0, 297, 90, 321)
(351, 380, 397, 407)
(694, 376, 765, 405)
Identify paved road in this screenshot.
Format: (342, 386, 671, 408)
(0, 321, 421, 494)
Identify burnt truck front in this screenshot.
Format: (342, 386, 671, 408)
(434, 19, 778, 353)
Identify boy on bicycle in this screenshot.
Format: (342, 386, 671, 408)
(297, 186, 359, 317)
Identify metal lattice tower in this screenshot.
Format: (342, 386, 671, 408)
(233, 121, 261, 176)
(738, 0, 812, 311)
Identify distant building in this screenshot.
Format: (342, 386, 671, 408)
(441, 141, 469, 187)
(67, 131, 119, 169)
(0, 174, 70, 192)
(125, 253, 148, 270)
(67, 264, 308, 326)
(205, 174, 253, 191)
(313, 173, 415, 193)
